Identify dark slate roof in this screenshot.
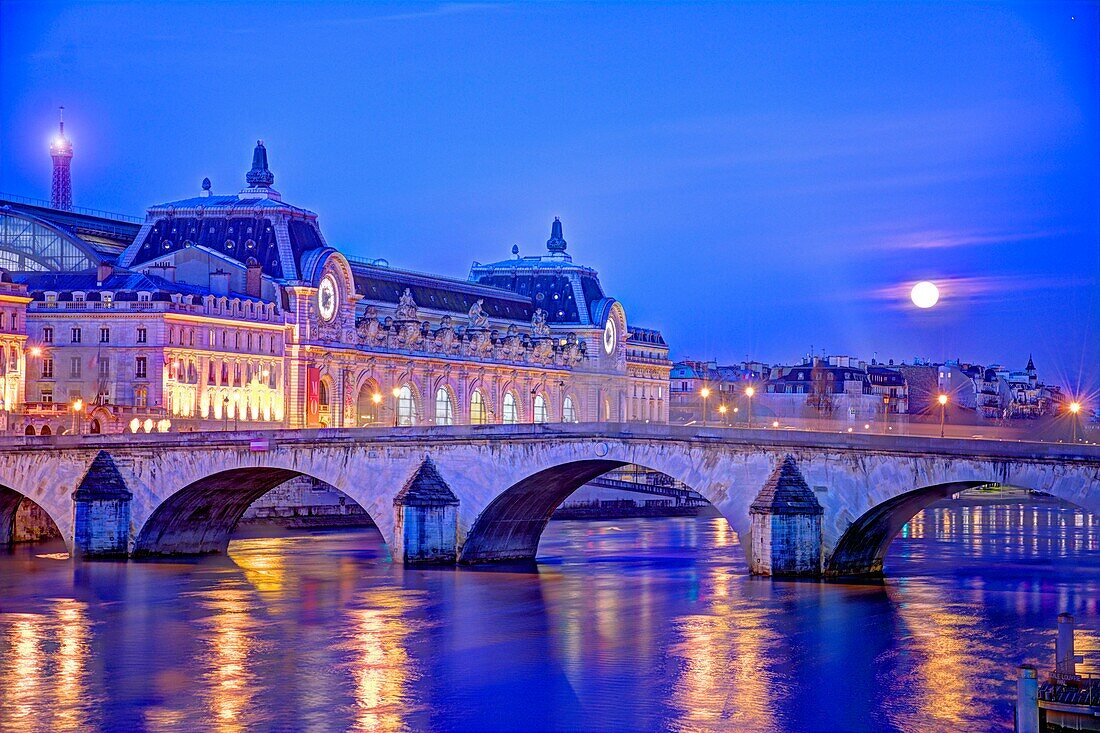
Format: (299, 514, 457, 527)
(628, 327, 667, 346)
(14, 268, 266, 303)
(353, 261, 535, 321)
(73, 451, 132, 500)
(131, 214, 288, 278)
(749, 455, 823, 515)
(394, 457, 459, 506)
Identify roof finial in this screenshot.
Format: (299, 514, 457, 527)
(201, 177, 212, 197)
(246, 139, 275, 188)
(547, 216, 567, 254)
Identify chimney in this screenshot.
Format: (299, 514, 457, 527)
(210, 270, 230, 296)
(96, 263, 113, 286)
(147, 263, 175, 283)
(245, 258, 263, 298)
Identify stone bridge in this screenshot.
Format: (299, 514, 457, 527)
(1, 423, 1097, 577)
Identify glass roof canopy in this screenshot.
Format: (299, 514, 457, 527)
(0, 211, 101, 272)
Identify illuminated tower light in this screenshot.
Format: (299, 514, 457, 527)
(50, 106, 74, 211)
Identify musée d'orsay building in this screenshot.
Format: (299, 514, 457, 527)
(0, 129, 670, 435)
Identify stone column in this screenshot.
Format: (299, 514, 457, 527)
(72, 451, 132, 558)
(393, 457, 459, 564)
(749, 455, 823, 577)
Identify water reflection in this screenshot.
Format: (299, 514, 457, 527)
(0, 600, 93, 733)
(0, 499, 1096, 733)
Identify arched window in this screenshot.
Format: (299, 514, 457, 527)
(533, 394, 548, 423)
(435, 387, 454, 426)
(40, 425, 52, 436)
(356, 383, 381, 426)
(24, 425, 35, 436)
(318, 381, 329, 407)
(470, 390, 487, 425)
(90, 419, 101, 434)
(563, 396, 577, 423)
(502, 392, 518, 424)
(397, 385, 418, 426)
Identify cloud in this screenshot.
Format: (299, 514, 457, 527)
(868, 273, 1095, 309)
(873, 227, 1068, 252)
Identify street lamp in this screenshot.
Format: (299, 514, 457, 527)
(937, 393, 948, 438)
(392, 386, 401, 428)
(700, 387, 711, 427)
(371, 392, 382, 426)
(718, 404, 728, 426)
(222, 396, 230, 431)
(882, 395, 891, 435)
(1069, 401, 1082, 443)
(71, 398, 83, 435)
(745, 385, 755, 429)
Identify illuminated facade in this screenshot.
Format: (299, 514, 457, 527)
(0, 139, 670, 434)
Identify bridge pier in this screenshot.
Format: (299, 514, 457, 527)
(393, 458, 459, 564)
(72, 451, 132, 558)
(748, 456, 823, 577)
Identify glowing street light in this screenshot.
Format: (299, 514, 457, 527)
(745, 385, 755, 428)
(700, 386, 711, 427)
(71, 398, 83, 435)
(1069, 401, 1082, 443)
(28, 346, 42, 358)
(369, 391, 382, 424)
(937, 393, 949, 438)
(718, 404, 728, 426)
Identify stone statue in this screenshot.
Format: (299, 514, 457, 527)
(356, 305, 384, 344)
(395, 288, 418, 321)
(468, 299, 490, 329)
(531, 308, 550, 338)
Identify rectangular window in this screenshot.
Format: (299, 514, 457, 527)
(43, 327, 53, 343)
(137, 327, 147, 344)
(10, 313, 14, 329)
(135, 388, 147, 407)
(40, 388, 53, 403)
(0, 313, 5, 329)
(42, 358, 53, 379)
(98, 357, 110, 378)
(135, 356, 147, 379)
(100, 327, 110, 343)
(71, 328, 81, 344)
(97, 390, 110, 405)
(70, 357, 81, 378)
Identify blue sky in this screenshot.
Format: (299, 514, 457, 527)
(1, 1, 1097, 390)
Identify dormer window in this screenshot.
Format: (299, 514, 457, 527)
(137, 291, 151, 302)
(73, 292, 85, 302)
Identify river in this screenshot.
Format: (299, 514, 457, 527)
(0, 498, 1097, 733)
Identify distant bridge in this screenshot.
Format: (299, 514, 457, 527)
(1, 423, 1097, 577)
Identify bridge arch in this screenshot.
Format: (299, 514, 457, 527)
(0, 485, 67, 550)
(132, 467, 386, 558)
(826, 473, 1100, 577)
(456, 445, 764, 564)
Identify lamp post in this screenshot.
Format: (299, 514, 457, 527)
(882, 395, 891, 434)
(1069, 401, 1081, 443)
(371, 392, 382, 426)
(222, 396, 230, 431)
(718, 404, 728, 426)
(745, 385, 755, 429)
(71, 397, 83, 435)
(700, 387, 710, 427)
(392, 387, 401, 428)
(937, 393, 948, 438)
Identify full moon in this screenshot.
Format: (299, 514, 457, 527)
(910, 281, 940, 309)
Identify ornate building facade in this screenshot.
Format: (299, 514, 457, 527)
(0, 139, 670, 434)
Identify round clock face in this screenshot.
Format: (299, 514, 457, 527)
(603, 318, 617, 355)
(318, 274, 338, 323)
